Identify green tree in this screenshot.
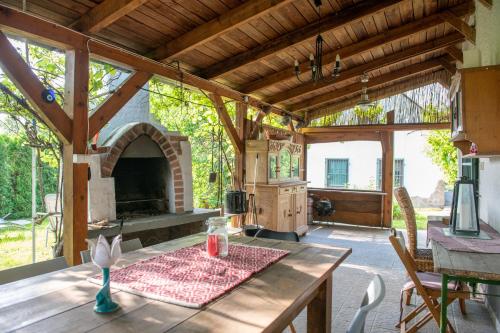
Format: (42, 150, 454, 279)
(425, 130, 458, 187)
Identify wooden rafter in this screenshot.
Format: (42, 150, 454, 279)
(266, 32, 464, 105)
(437, 57, 457, 75)
(149, 0, 293, 61)
(241, 2, 473, 94)
(0, 31, 72, 144)
(304, 131, 382, 144)
(89, 71, 152, 137)
(288, 58, 444, 112)
(301, 123, 450, 134)
(445, 46, 464, 63)
(208, 94, 244, 154)
(73, 0, 149, 33)
(197, 0, 404, 79)
(0, 4, 302, 121)
(307, 70, 447, 120)
(439, 10, 476, 44)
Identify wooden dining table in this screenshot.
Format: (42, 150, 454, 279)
(428, 220, 500, 333)
(0, 233, 351, 333)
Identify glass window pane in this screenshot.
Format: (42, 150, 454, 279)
(326, 159, 348, 188)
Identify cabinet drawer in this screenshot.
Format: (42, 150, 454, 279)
(295, 185, 307, 193)
(279, 186, 293, 195)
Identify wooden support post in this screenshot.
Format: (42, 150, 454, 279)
(235, 102, 247, 188)
(208, 94, 244, 155)
(249, 110, 267, 139)
(63, 48, 89, 266)
(381, 131, 394, 228)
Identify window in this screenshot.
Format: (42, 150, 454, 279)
(394, 159, 405, 188)
(376, 158, 405, 190)
(326, 159, 349, 188)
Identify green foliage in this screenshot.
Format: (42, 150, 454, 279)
(425, 130, 458, 187)
(392, 201, 403, 220)
(0, 135, 58, 218)
(149, 79, 236, 208)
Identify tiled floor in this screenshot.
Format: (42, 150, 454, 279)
(285, 224, 497, 333)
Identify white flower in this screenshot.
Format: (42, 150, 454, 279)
(88, 234, 122, 268)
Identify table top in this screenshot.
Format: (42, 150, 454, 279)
(0, 233, 351, 333)
(429, 220, 500, 280)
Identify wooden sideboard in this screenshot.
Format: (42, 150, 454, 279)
(246, 181, 308, 235)
(308, 188, 388, 228)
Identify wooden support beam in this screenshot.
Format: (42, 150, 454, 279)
(381, 131, 394, 228)
(249, 110, 267, 139)
(266, 33, 464, 105)
(0, 31, 72, 144)
(73, 0, 149, 33)
(301, 122, 451, 134)
(478, 0, 492, 9)
(308, 70, 447, 120)
(209, 94, 244, 155)
(89, 71, 152, 137)
(304, 131, 382, 144)
(239, 2, 473, 93)
(198, 0, 404, 79)
(63, 48, 90, 266)
(445, 46, 463, 63)
(0, 5, 88, 50)
(437, 58, 457, 75)
(440, 10, 475, 44)
(235, 101, 247, 189)
(150, 0, 293, 61)
(289, 58, 444, 112)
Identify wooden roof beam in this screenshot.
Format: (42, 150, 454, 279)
(197, 0, 405, 79)
(302, 123, 450, 135)
(0, 4, 301, 121)
(289, 58, 445, 112)
(73, 0, 149, 34)
(149, 0, 294, 62)
(265, 32, 464, 105)
(306, 70, 447, 120)
(240, 2, 473, 94)
(0, 31, 72, 144)
(439, 10, 475, 44)
(445, 46, 464, 63)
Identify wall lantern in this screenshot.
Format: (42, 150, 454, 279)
(450, 177, 480, 235)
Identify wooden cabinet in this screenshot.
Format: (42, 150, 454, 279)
(246, 182, 308, 236)
(450, 65, 500, 157)
(246, 140, 303, 184)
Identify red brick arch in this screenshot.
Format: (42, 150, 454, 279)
(101, 123, 184, 213)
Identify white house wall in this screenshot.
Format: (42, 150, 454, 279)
(306, 131, 445, 199)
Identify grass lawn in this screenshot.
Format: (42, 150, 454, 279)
(0, 220, 56, 270)
(392, 214, 429, 230)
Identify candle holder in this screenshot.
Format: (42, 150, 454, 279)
(88, 234, 122, 313)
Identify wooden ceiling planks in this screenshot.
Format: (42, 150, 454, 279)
(0, 0, 474, 120)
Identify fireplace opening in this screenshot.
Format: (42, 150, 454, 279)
(112, 135, 171, 219)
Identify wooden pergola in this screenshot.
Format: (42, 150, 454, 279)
(0, 0, 475, 264)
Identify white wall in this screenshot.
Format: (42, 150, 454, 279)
(306, 131, 445, 198)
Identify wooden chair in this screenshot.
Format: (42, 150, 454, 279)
(389, 229, 468, 333)
(80, 237, 143, 264)
(254, 228, 299, 333)
(346, 274, 386, 333)
(0, 257, 68, 285)
(394, 187, 434, 272)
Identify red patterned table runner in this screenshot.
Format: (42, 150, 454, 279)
(89, 243, 289, 308)
(428, 220, 500, 253)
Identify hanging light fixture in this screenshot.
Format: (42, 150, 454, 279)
(293, 0, 341, 83)
(357, 73, 374, 111)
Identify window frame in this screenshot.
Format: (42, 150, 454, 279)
(325, 158, 349, 188)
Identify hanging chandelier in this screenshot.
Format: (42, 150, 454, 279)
(293, 0, 341, 83)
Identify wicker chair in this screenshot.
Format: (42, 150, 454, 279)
(393, 187, 434, 272)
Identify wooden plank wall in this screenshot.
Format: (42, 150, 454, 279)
(308, 188, 386, 228)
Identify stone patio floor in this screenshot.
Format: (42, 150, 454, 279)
(284, 223, 497, 333)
